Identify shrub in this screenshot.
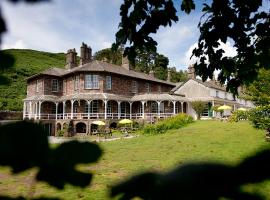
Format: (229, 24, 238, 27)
(228, 110, 249, 122)
(142, 113, 193, 135)
(248, 105, 270, 134)
(191, 101, 207, 120)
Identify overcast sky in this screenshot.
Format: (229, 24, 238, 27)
(1, 0, 240, 70)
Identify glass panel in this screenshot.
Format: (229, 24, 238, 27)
(52, 79, 58, 92)
(106, 76, 112, 90)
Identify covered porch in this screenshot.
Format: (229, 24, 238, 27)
(23, 93, 189, 120)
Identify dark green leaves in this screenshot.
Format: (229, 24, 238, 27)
(181, 0, 195, 14)
(113, 0, 179, 63)
(0, 121, 102, 190)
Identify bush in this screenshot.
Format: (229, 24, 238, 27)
(248, 105, 270, 133)
(228, 110, 249, 122)
(142, 113, 193, 135)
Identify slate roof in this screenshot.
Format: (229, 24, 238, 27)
(27, 60, 176, 86)
(171, 78, 227, 93)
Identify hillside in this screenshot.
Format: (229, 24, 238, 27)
(0, 49, 65, 111)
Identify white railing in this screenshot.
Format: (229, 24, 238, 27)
(24, 112, 176, 120)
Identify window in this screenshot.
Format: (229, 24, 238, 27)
(132, 81, 138, 93)
(151, 102, 158, 113)
(160, 102, 164, 113)
(74, 75, 79, 91)
(216, 90, 219, 97)
(51, 79, 58, 92)
(121, 102, 129, 114)
(58, 80, 63, 92)
(85, 101, 99, 113)
(158, 85, 162, 93)
(51, 104, 56, 114)
(85, 74, 99, 89)
(146, 83, 151, 93)
(105, 76, 112, 90)
(35, 80, 39, 93)
(107, 101, 112, 113)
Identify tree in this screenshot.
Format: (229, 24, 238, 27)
(169, 67, 188, 83)
(242, 69, 270, 106)
(113, 0, 270, 94)
(191, 100, 207, 120)
(94, 48, 122, 65)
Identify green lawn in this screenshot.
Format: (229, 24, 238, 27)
(0, 120, 269, 199)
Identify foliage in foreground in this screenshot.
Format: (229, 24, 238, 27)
(0, 121, 102, 200)
(111, 149, 270, 200)
(142, 113, 193, 135)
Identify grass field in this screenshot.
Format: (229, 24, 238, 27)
(0, 120, 269, 199)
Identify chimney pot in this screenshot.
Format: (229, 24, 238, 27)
(80, 42, 92, 65)
(187, 64, 196, 79)
(167, 69, 171, 82)
(149, 70, 155, 78)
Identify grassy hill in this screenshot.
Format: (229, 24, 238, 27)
(0, 49, 66, 111)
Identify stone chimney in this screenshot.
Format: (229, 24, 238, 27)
(187, 64, 196, 79)
(122, 55, 131, 70)
(149, 70, 155, 78)
(65, 48, 77, 69)
(80, 42, 92, 65)
(167, 69, 171, 82)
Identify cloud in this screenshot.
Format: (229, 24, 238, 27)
(2, 39, 27, 49)
(182, 41, 237, 67)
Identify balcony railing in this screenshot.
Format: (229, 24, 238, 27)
(24, 112, 175, 120)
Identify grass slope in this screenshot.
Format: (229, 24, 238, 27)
(0, 121, 269, 199)
(0, 49, 65, 111)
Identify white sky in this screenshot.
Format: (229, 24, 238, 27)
(0, 0, 239, 70)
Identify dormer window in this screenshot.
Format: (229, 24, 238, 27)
(52, 79, 58, 92)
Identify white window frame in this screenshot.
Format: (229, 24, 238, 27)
(85, 74, 99, 89)
(105, 76, 112, 90)
(51, 79, 58, 92)
(132, 81, 138, 94)
(151, 102, 158, 113)
(35, 80, 39, 93)
(90, 100, 99, 113)
(74, 75, 80, 91)
(146, 83, 151, 93)
(158, 85, 162, 93)
(107, 101, 112, 114)
(216, 90, 219, 97)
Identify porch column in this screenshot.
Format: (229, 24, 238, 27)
(173, 101, 176, 115)
(212, 100, 215, 117)
(157, 101, 161, 118)
(71, 100, 74, 119)
(141, 101, 145, 119)
(181, 102, 184, 113)
(35, 102, 38, 120)
(38, 101, 42, 119)
(104, 100, 108, 120)
(55, 102, 58, 120)
(23, 101, 26, 119)
(87, 100, 90, 119)
(118, 101, 121, 119)
(29, 101, 32, 119)
(62, 101, 66, 119)
(129, 102, 133, 119)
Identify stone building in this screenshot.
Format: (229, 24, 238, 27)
(23, 43, 253, 135)
(23, 43, 189, 135)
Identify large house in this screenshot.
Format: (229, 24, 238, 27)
(23, 43, 253, 135)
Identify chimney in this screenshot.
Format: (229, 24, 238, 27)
(65, 48, 77, 69)
(122, 55, 131, 70)
(149, 70, 155, 78)
(187, 64, 196, 79)
(167, 69, 171, 82)
(80, 42, 92, 65)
